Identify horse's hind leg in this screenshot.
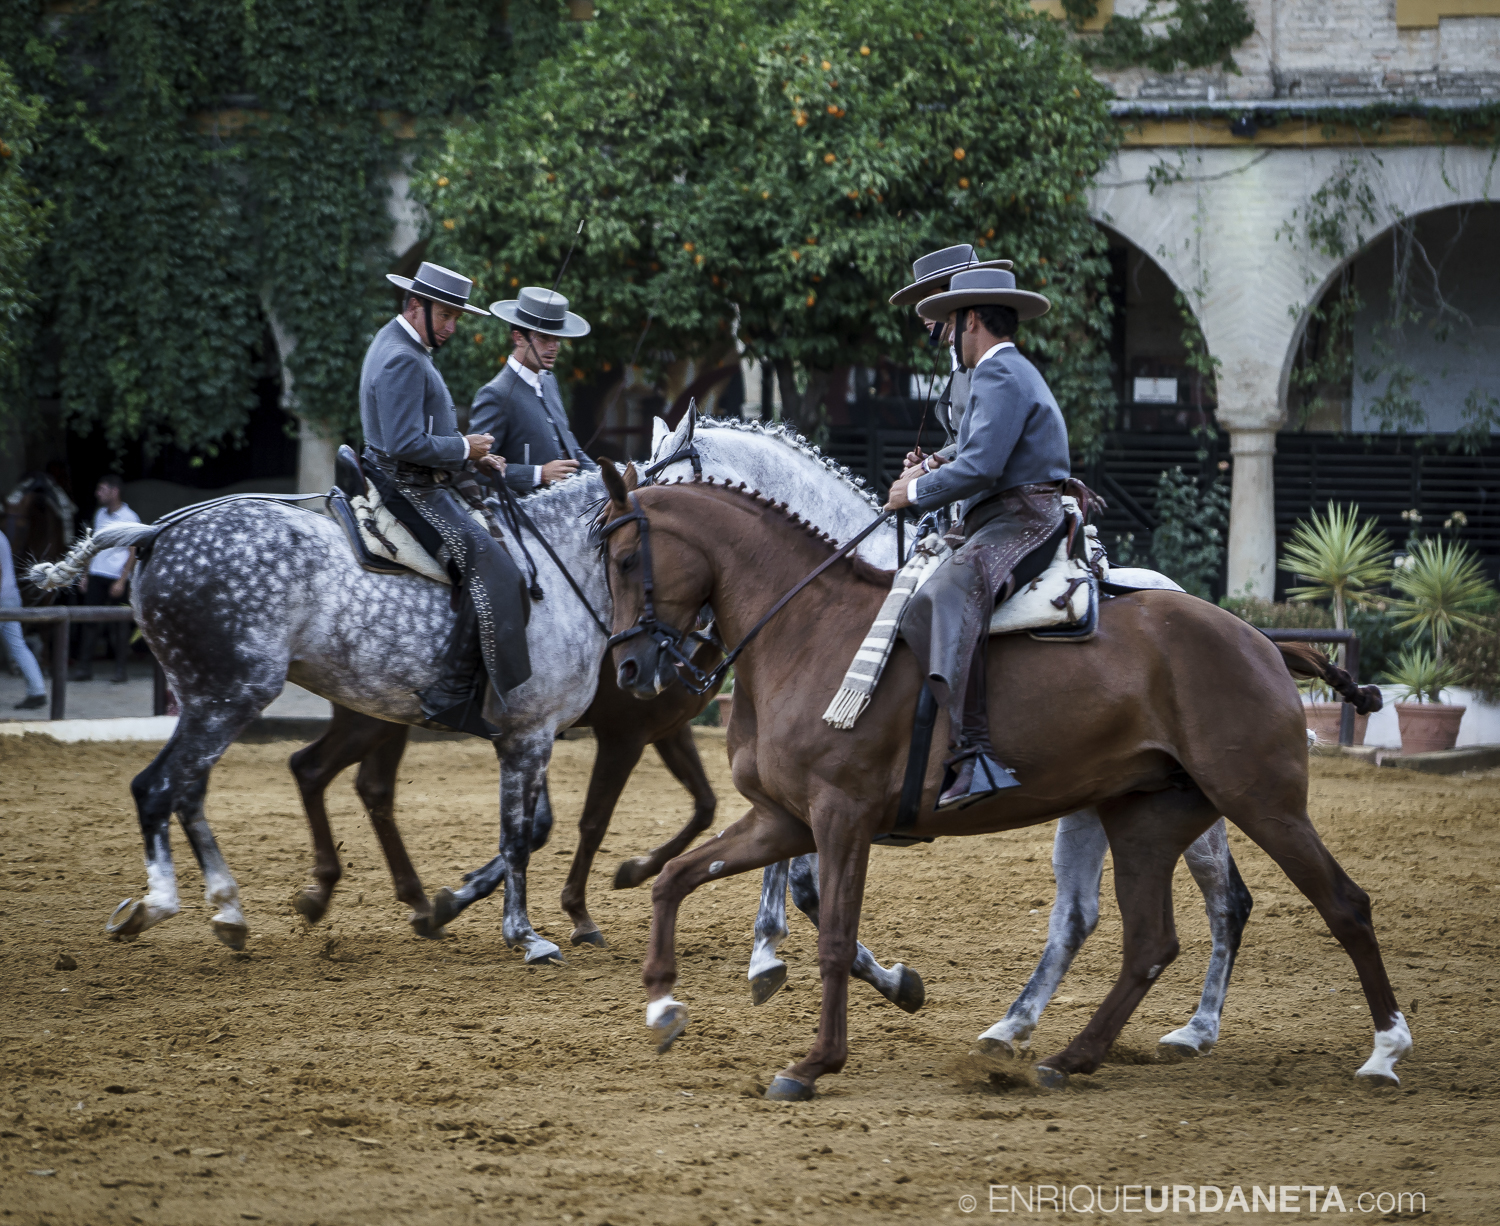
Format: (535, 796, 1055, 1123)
(785, 854, 925, 1014)
(1158, 819, 1253, 1058)
(1036, 788, 1218, 1084)
(1223, 800, 1408, 1084)
(110, 736, 187, 941)
(613, 724, 718, 890)
(288, 705, 389, 925)
(352, 723, 439, 939)
(747, 855, 791, 1005)
(978, 809, 1107, 1057)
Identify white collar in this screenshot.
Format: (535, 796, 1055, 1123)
(974, 340, 1016, 370)
(395, 313, 431, 354)
(507, 354, 544, 397)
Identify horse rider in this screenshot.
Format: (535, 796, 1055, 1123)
(888, 243, 1013, 466)
(885, 267, 1072, 811)
(469, 286, 598, 495)
(360, 261, 533, 736)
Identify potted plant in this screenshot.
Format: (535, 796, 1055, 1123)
(1386, 536, 1497, 752)
(1280, 502, 1391, 745)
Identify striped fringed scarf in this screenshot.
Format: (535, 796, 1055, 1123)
(822, 538, 949, 730)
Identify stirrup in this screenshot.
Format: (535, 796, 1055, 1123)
(936, 749, 1019, 811)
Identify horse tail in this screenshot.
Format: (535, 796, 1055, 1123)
(1275, 641, 1383, 715)
(25, 523, 159, 592)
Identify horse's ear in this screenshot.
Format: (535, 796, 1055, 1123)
(667, 403, 695, 455)
(622, 462, 641, 492)
(650, 416, 671, 458)
(599, 458, 630, 508)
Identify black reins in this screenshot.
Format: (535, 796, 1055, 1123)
(490, 480, 611, 638)
(599, 491, 892, 697)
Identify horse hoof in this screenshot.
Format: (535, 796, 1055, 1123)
(611, 858, 652, 891)
(291, 892, 326, 925)
(570, 928, 606, 948)
(647, 999, 689, 1053)
(748, 964, 788, 1006)
(974, 1037, 1025, 1060)
(106, 898, 147, 940)
(1157, 1040, 1203, 1062)
(1035, 1065, 1070, 1089)
(431, 888, 463, 929)
(891, 964, 925, 1014)
(522, 939, 564, 965)
(212, 920, 248, 951)
(408, 912, 447, 941)
(1355, 1071, 1400, 1089)
(764, 1075, 815, 1102)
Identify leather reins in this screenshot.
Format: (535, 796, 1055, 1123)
(599, 490, 892, 697)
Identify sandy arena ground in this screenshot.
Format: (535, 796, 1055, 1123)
(0, 730, 1496, 1224)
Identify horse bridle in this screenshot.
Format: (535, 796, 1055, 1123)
(599, 491, 892, 697)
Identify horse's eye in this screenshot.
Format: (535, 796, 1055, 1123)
(618, 552, 638, 574)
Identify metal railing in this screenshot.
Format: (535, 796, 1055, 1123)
(1262, 628, 1362, 746)
(0, 606, 168, 721)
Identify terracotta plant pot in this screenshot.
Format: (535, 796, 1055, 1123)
(1396, 702, 1465, 755)
(1304, 702, 1368, 746)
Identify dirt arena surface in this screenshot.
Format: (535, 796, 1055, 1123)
(1, 731, 1496, 1224)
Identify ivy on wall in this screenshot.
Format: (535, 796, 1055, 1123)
(1061, 0, 1255, 74)
(0, 0, 573, 459)
(0, 57, 50, 390)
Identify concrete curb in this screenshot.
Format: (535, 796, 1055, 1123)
(1339, 743, 1500, 774)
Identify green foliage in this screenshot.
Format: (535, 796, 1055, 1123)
(1389, 536, 1497, 661)
(1148, 465, 1228, 599)
(1279, 502, 1392, 630)
(1383, 644, 1460, 706)
(1448, 612, 1500, 704)
(419, 0, 1119, 449)
(1070, 0, 1255, 74)
(1345, 602, 1404, 686)
(1218, 596, 1334, 630)
(0, 57, 51, 388)
(0, 0, 536, 456)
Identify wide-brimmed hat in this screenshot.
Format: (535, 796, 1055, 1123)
(916, 267, 1050, 322)
(489, 287, 591, 339)
(889, 244, 1014, 307)
(385, 261, 490, 316)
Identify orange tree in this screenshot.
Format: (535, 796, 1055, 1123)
(419, 0, 1118, 449)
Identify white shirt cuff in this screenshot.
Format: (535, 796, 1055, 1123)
(907, 473, 924, 504)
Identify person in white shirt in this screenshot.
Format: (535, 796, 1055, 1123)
(0, 529, 47, 708)
(73, 474, 140, 682)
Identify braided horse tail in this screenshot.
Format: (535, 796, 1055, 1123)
(1276, 641, 1383, 714)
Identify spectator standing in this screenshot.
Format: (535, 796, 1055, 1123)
(0, 530, 48, 709)
(73, 474, 139, 683)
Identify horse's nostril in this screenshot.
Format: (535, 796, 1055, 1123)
(618, 660, 638, 686)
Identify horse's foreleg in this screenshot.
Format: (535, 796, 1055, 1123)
(1037, 790, 1217, 1084)
(1158, 818, 1253, 1057)
(353, 723, 436, 939)
(497, 735, 563, 964)
(561, 734, 645, 947)
(979, 810, 1107, 1057)
(645, 806, 814, 1054)
(747, 855, 791, 1005)
(288, 705, 389, 926)
(785, 854, 925, 1014)
(768, 809, 873, 1101)
(614, 724, 718, 889)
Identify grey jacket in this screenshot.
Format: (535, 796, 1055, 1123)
(911, 345, 1070, 519)
(469, 361, 598, 493)
(359, 318, 468, 471)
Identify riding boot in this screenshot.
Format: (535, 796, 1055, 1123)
(416, 594, 494, 738)
(936, 635, 1020, 810)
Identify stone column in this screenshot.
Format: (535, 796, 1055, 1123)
(297, 422, 338, 497)
(1225, 427, 1277, 598)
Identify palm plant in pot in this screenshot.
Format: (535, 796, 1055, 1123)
(1386, 536, 1497, 753)
(1279, 502, 1391, 745)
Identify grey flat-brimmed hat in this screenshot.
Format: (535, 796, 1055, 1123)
(385, 261, 490, 316)
(489, 287, 591, 339)
(889, 244, 1014, 307)
(916, 268, 1050, 322)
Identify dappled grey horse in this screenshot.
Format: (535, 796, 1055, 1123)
(643, 413, 1254, 1055)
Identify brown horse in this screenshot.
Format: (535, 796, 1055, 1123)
(4, 473, 76, 603)
(596, 465, 1408, 1101)
(283, 651, 720, 947)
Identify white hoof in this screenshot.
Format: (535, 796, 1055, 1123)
(522, 937, 563, 965)
(211, 918, 249, 951)
(1158, 1024, 1215, 1057)
(647, 996, 689, 1053)
(976, 1020, 1033, 1057)
(106, 896, 177, 941)
(1355, 1012, 1411, 1085)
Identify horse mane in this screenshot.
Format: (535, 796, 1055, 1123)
(653, 473, 894, 585)
(690, 416, 883, 513)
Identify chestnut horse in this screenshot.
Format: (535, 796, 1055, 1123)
(596, 466, 1407, 1101)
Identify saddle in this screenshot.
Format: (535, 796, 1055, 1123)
(327, 446, 486, 586)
